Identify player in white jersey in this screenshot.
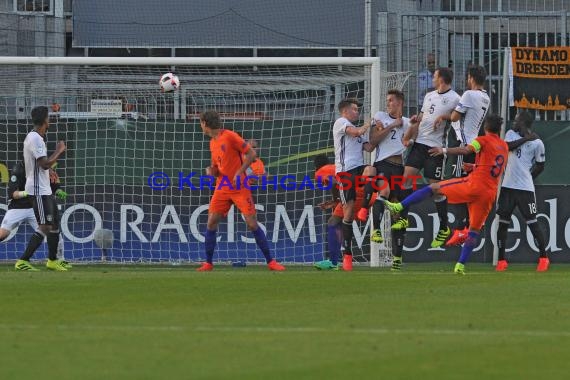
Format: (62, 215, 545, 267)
(401, 67, 460, 247)
(16, 106, 68, 272)
(355, 89, 410, 271)
(332, 98, 375, 270)
(435, 65, 490, 246)
(495, 111, 549, 272)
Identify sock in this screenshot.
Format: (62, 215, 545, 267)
(528, 221, 547, 258)
(252, 226, 273, 263)
(434, 196, 448, 230)
(401, 186, 433, 208)
(341, 220, 353, 256)
(392, 228, 406, 259)
(204, 229, 217, 264)
(458, 231, 479, 264)
(454, 204, 468, 230)
(372, 196, 386, 229)
(327, 224, 341, 265)
(361, 177, 376, 208)
(47, 231, 60, 261)
(20, 231, 45, 261)
(497, 221, 509, 261)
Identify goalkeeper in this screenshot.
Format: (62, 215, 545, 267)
(2, 162, 70, 271)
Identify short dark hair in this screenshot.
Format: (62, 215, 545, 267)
(200, 110, 222, 129)
(484, 114, 503, 134)
(387, 89, 404, 102)
(436, 67, 453, 85)
(31, 106, 49, 127)
(314, 154, 330, 171)
(515, 110, 533, 128)
(337, 98, 360, 113)
(467, 65, 487, 85)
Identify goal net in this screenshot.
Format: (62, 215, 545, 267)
(0, 57, 408, 266)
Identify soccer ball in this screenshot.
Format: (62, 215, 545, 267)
(159, 73, 180, 92)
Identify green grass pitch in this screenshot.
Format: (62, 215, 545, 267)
(1, 263, 570, 380)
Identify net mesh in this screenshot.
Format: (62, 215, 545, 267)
(0, 60, 409, 265)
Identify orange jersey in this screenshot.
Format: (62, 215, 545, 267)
(468, 133, 509, 191)
(210, 129, 251, 187)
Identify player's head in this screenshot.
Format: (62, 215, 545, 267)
(199, 110, 222, 136)
(513, 110, 533, 132)
(467, 65, 487, 89)
(426, 53, 436, 73)
(314, 154, 330, 171)
(483, 114, 503, 135)
(31, 106, 49, 131)
(433, 67, 453, 89)
(386, 89, 404, 115)
(338, 98, 360, 122)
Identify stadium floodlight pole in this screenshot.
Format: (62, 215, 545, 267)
(492, 47, 512, 266)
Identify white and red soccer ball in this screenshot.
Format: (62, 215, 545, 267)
(159, 72, 180, 92)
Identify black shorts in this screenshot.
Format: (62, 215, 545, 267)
(405, 142, 444, 180)
(373, 159, 405, 198)
(336, 165, 366, 204)
(496, 187, 538, 222)
(445, 130, 475, 179)
(33, 194, 60, 226)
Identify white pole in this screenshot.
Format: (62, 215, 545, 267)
(0, 56, 379, 66)
(492, 47, 511, 266)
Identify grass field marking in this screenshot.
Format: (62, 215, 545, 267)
(1, 324, 569, 338)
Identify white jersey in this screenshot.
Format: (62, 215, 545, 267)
(23, 131, 52, 196)
(453, 89, 490, 144)
(333, 117, 367, 173)
(502, 130, 545, 192)
(417, 89, 460, 148)
(372, 111, 410, 163)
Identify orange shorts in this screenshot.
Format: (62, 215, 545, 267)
(209, 189, 256, 216)
(333, 192, 377, 218)
(438, 177, 496, 230)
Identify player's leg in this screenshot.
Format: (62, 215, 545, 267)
(495, 188, 516, 271)
(453, 196, 494, 275)
(198, 191, 230, 271)
(236, 191, 285, 271)
(42, 195, 68, 271)
(315, 208, 343, 270)
(425, 154, 450, 247)
(356, 165, 377, 221)
(337, 167, 362, 271)
(8, 209, 45, 271)
(390, 207, 408, 271)
(368, 161, 394, 241)
(517, 190, 549, 271)
(17, 198, 52, 271)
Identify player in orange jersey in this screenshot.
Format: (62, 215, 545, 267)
(313, 154, 376, 270)
(197, 111, 285, 271)
(385, 114, 508, 274)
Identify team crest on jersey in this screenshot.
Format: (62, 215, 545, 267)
(220, 144, 226, 152)
(10, 175, 17, 183)
(442, 97, 449, 105)
(357, 137, 362, 143)
(47, 215, 53, 222)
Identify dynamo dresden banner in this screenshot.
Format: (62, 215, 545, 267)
(510, 47, 570, 111)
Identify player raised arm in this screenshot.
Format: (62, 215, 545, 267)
(428, 144, 475, 157)
(37, 140, 66, 170)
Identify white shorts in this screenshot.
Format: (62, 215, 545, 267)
(1, 208, 39, 232)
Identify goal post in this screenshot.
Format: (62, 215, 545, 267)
(0, 56, 407, 266)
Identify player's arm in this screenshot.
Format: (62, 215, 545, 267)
(369, 118, 403, 147)
(507, 133, 538, 151)
(530, 162, 545, 179)
(344, 120, 371, 138)
(403, 113, 421, 146)
(530, 140, 546, 179)
(36, 141, 66, 170)
(8, 177, 27, 199)
(428, 144, 475, 156)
